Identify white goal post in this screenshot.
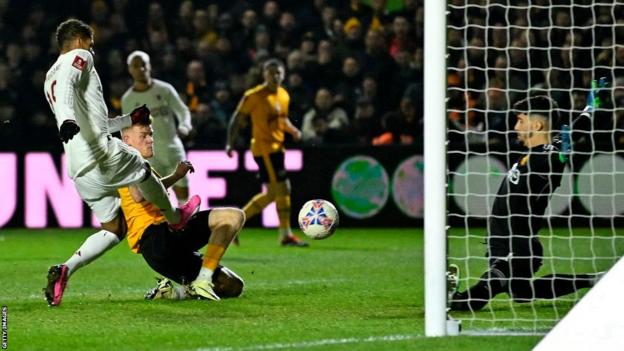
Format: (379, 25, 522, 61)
(423, 0, 448, 337)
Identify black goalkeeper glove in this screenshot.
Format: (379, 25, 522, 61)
(59, 119, 80, 143)
(130, 104, 151, 125)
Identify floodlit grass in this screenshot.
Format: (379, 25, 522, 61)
(5, 227, 612, 350)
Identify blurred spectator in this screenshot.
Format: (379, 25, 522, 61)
(316, 5, 339, 40)
(299, 31, 317, 64)
(333, 56, 362, 115)
(285, 70, 312, 128)
(193, 9, 218, 47)
(251, 25, 272, 62)
(302, 88, 350, 144)
(205, 36, 250, 82)
(276, 11, 298, 48)
(362, 29, 399, 111)
(388, 16, 415, 58)
(350, 96, 380, 145)
(373, 96, 420, 146)
(309, 39, 340, 89)
(210, 81, 236, 125)
(174, 1, 194, 38)
(337, 17, 365, 60)
(261, 1, 281, 38)
(183, 60, 211, 113)
(190, 103, 226, 148)
(232, 8, 258, 52)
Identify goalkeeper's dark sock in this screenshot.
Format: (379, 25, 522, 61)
(450, 267, 508, 311)
(531, 274, 596, 299)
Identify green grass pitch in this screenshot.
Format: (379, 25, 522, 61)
(2, 227, 618, 350)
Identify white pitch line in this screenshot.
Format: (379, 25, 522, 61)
(193, 334, 422, 351)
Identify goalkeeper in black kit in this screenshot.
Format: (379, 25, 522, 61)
(447, 80, 609, 312)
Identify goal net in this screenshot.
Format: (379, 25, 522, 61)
(445, 0, 624, 334)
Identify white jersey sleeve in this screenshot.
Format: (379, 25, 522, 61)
(164, 82, 192, 133)
(108, 113, 132, 133)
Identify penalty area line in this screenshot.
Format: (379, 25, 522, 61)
(194, 334, 422, 351)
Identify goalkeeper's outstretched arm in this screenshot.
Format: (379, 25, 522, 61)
(558, 78, 609, 158)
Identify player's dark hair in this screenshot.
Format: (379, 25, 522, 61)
(262, 58, 285, 71)
(56, 19, 93, 48)
(512, 95, 561, 130)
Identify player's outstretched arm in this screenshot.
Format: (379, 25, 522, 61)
(572, 77, 609, 132)
(165, 83, 193, 136)
(226, 111, 245, 158)
(107, 105, 152, 133)
(161, 161, 195, 188)
(127, 161, 195, 203)
(280, 116, 302, 141)
(559, 78, 609, 158)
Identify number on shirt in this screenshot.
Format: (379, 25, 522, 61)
(45, 80, 57, 113)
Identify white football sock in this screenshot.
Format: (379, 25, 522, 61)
(136, 172, 180, 224)
(64, 230, 120, 276)
(195, 267, 214, 283)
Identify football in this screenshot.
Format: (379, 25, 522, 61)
(297, 199, 339, 240)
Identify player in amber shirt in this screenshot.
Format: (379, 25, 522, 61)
(119, 120, 245, 301)
(226, 59, 307, 247)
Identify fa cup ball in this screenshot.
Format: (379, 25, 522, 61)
(298, 199, 339, 239)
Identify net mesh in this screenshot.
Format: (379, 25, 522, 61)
(446, 0, 624, 333)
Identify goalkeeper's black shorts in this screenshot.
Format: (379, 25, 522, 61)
(138, 210, 212, 284)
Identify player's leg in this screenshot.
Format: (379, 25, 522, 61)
(44, 189, 125, 306)
(272, 180, 306, 246)
(140, 211, 244, 300)
(145, 265, 245, 300)
(153, 144, 189, 204)
(173, 186, 189, 204)
(525, 273, 602, 299)
(264, 152, 308, 246)
(109, 140, 199, 228)
(242, 155, 275, 219)
(449, 259, 511, 311)
(189, 208, 245, 299)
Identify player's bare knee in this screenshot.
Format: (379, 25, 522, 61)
(211, 208, 245, 237)
(101, 215, 126, 240)
(223, 208, 245, 235)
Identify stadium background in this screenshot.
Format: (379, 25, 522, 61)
(0, 0, 423, 228)
(0, 0, 623, 349)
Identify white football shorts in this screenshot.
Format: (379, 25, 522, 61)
(74, 137, 150, 223)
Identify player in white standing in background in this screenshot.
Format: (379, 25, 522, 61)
(42, 19, 200, 306)
(122, 51, 192, 204)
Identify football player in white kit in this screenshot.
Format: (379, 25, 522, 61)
(121, 50, 192, 204)
(42, 19, 201, 306)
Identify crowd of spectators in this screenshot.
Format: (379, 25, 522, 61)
(1, 0, 622, 152)
(447, 0, 624, 149)
(0, 0, 423, 151)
